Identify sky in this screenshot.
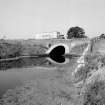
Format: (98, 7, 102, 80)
(0, 0, 105, 39)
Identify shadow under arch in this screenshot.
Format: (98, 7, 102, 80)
(46, 43, 70, 64)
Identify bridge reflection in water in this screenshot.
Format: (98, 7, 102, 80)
(0, 43, 81, 70)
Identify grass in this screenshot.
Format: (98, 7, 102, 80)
(81, 69, 105, 105)
(72, 52, 105, 83)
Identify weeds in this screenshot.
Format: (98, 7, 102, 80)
(73, 52, 105, 84)
(81, 69, 105, 105)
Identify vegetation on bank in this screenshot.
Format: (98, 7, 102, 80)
(81, 69, 105, 105)
(0, 40, 48, 70)
(72, 51, 105, 105)
(0, 40, 47, 59)
(73, 52, 105, 83)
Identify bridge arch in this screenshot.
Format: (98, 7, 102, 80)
(46, 43, 70, 64)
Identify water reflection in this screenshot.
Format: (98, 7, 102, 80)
(0, 56, 74, 70)
(0, 56, 78, 99)
(0, 57, 48, 70)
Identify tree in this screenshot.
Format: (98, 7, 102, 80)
(100, 33, 105, 39)
(67, 26, 87, 39)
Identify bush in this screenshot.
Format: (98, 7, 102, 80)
(72, 51, 105, 105)
(73, 52, 105, 84)
(81, 69, 105, 105)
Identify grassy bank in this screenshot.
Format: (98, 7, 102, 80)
(0, 39, 48, 70)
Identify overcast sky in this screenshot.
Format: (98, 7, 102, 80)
(0, 0, 105, 39)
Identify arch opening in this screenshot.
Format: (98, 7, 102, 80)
(46, 43, 70, 64)
(49, 45, 65, 63)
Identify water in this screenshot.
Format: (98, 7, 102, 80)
(0, 56, 77, 99)
(0, 57, 49, 70)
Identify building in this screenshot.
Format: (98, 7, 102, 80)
(35, 31, 61, 39)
